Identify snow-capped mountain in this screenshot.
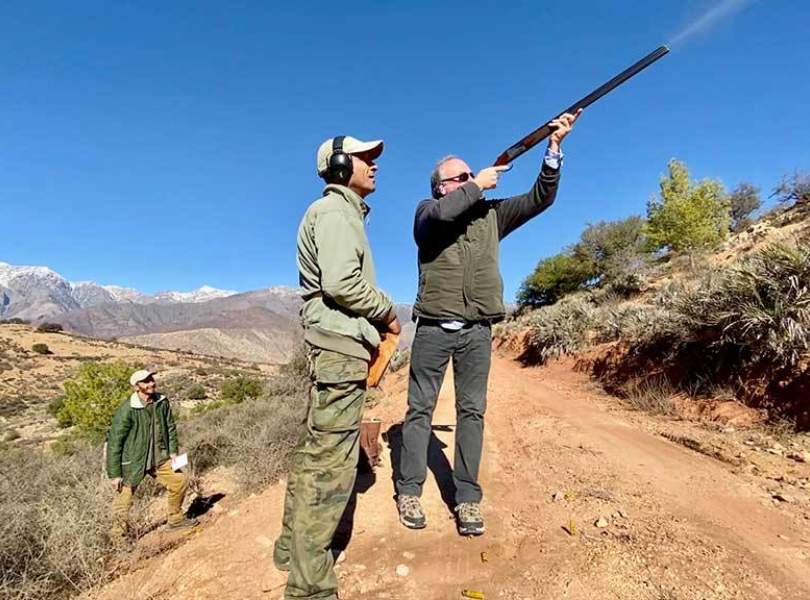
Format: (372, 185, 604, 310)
(152, 285, 238, 304)
(0, 261, 238, 319)
(0, 262, 80, 318)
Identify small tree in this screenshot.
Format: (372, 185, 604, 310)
(59, 361, 135, 443)
(645, 159, 731, 253)
(577, 216, 650, 290)
(729, 182, 761, 231)
(772, 170, 810, 207)
(518, 251, 595, 307)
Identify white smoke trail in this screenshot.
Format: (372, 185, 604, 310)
(669, 0, 758, 47)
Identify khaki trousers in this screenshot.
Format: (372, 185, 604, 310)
(111, 459, 189, 536)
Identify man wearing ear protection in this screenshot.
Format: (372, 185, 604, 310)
(395, 111, 581, 537)
(274, 135, 401, 600)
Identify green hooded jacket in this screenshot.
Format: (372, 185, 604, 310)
(105, 393, 179, 487)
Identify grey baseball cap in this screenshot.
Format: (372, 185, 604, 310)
(316, 136, 384, 176)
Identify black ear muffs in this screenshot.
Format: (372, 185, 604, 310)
(326, 136, 353, 185)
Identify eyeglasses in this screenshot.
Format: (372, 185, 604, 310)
(440, 171, 475, 184)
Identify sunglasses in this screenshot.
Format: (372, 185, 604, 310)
(440, 171, 475, 184)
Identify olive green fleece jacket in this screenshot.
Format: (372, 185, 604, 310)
(297, 184, 394, 361)
(105, 393, 178, 487)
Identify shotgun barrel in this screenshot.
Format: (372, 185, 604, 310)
(493, 45, 670, 166)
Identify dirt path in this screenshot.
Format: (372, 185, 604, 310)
(90, 354, 810, 600)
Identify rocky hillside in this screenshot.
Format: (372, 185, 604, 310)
(0, 260, 416, 364)
(495, 204, 810, 427)
(0, 323, 276, 446)
(0, 260, 305, 363)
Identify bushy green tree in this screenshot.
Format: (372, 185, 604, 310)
(518, 251, 596, 307)
(220, 376, 264, 405)
(729, 182, 761, 230)
(578, 216, 649, 290)
(58, 361, 135, 443)
(645, 159, 731, 253)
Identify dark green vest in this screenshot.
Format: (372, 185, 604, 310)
(413, 203, 505, 321)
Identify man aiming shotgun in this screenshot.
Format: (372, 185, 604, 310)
(396, 111, 580, 535)
(396, 44, 668, 536)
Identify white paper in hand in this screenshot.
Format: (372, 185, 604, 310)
(171, 453, 188, 472)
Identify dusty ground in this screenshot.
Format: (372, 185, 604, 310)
(88, 351, 810, 600)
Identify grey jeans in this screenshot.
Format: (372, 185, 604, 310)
(396, 321, 491, 504)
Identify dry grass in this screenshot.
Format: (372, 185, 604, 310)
(621, 378, 677, 415)
(0, 346, 309, 599)
(0, 445, 114, 599)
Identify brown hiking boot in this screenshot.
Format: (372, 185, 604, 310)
(397, 494, 426, 529)
(166, 517, 199, 531)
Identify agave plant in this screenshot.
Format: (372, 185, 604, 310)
(676, 242, 810, 368)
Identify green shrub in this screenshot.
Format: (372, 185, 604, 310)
(58, 361, 135, 443)
(219, 375, 264, 405)
(645, 159, 731, 253)
(186, 382, 207, 400)
(36, 322, 63, 333)
(32, 343, 51, 355)
(47, 396, 73, 428)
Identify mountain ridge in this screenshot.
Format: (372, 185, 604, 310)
(0, 261, 241, 320)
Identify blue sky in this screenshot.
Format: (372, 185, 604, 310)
(2, 1, 808, 301)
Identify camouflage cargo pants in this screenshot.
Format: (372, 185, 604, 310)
(274, 345, 368, 600)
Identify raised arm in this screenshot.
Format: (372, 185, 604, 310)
(414, 183, 481, 244)
(495, 161, 561, 239)
(496, 109, 581, 239)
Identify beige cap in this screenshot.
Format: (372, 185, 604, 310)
(129, 369, 157, 386)
(316, 136, 384, 175)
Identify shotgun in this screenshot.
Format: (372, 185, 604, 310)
(493, 45, 670, 166)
